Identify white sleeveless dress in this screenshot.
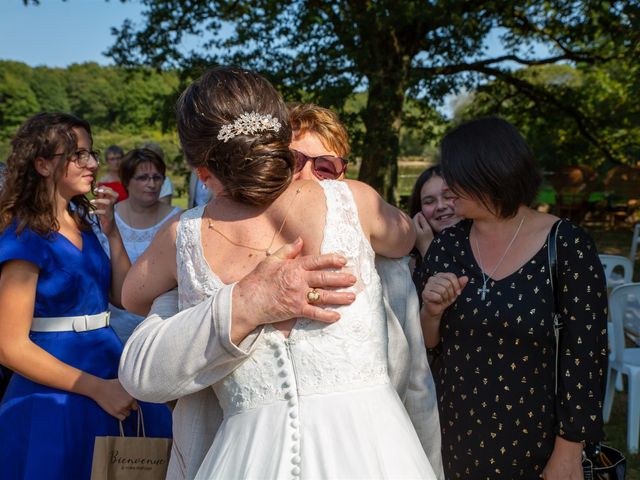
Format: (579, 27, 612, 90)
(99, 206, 181, 343)
(176, 181, 435, 480)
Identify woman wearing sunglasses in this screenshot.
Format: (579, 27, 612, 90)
(289, 103, 350, 181)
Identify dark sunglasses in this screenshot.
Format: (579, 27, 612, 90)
(292, 149, 348, 180)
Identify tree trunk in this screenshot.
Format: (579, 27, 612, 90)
(358, 74, 406, 204)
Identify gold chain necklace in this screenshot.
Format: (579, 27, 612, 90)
(207, 188, 301, 257)
(473, 215, 526, 301)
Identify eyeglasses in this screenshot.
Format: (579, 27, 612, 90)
(52, 149, 100, 168)
(132, 174, 165, 183)
(292, 149, 348, 180)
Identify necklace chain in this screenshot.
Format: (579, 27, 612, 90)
(473, 215, 526, 300)
(207, 188, 301, 256)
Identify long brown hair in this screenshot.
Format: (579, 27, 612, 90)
(0, 112, 95, 235)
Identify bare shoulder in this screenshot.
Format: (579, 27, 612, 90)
(158, 210, 181, 239)
(290, 178, 323, 195)
(343, 179, 380, 201)
(144, 210, 181, 256)
(288, 179, 324, 209)
(159, 204, 182, 220)
(529, 210, 561, 234)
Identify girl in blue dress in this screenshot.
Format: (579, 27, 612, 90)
(0, 112, 172, 479)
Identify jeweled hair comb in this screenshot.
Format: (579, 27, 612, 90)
(217, 112, 282, 143)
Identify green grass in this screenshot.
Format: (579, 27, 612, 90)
(537, 188, 606, 206)
(172, 195, 187, 210)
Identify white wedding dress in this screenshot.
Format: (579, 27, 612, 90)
(176, 181, 436, 480)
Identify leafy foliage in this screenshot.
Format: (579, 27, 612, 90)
(104, 0, 639, 201)
(457, 60, 640, 171)
(0, 61, 185, 185)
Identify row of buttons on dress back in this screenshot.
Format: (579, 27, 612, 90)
(277, 340, 301, 479)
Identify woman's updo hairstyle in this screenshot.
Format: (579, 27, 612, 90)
(176, 66, 293, 206)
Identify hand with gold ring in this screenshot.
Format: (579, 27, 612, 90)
(232, 238, 358, 343)
(306, 289, 321, 303)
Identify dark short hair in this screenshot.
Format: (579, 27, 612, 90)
(440, 117, 541, 218)
(105, 145, 124, 159)
(407, 165, 442, 217)
(176, 66, 293, 206)
(119, 148, 166, 192)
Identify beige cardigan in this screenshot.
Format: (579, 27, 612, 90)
(119, 256, 443, 479)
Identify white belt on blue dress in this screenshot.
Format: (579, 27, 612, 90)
(31, 311, 111, 332)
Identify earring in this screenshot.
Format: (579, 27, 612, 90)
(196, 167, 209, 183)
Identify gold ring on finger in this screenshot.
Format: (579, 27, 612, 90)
(306, 289, 321, 303)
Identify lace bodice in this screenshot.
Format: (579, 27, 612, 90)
(116, 207, 180, 264)
(176, 181, 388, 416)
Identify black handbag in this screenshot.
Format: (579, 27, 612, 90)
(548, 220, 626, 480)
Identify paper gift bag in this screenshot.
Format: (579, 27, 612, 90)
(90, 409, 172, 480)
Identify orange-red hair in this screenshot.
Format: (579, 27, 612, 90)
(288, 103, 350, 158)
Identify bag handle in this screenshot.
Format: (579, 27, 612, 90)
(547, 219, 563, 395)
(118, 406, 146, 438)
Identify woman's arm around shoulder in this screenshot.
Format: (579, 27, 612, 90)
(122, 212, 180, 316)
(119, 286, 260, 402)
(346, 179, 416, 258)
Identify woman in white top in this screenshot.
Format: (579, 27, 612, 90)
(108, 148, 181, 342)
(122, 66, 436, 479)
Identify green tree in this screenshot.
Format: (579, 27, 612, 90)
(0, 62, 40, 139)
(457, 60, 640, 171)
(102, 0, 637, 202)
(114, 68, 180, 132)
(30, 67, 70, 113)
(64, 63, 121, 128)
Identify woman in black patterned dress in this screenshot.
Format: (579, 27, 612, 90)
(417, 117, 608, 479)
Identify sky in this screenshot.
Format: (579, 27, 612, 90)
(0, 0, 147, 67)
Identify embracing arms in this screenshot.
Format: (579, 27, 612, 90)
(347, 180, 416, 259)
(119, 239, 359, 401)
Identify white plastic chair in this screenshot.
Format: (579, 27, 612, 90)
(629, 223, 640, 272)
(603, 283, 640, 454)
(608, 322, 624, 391)
(599, 254, 633, 288)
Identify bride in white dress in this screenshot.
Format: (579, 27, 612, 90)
(122, 66, 436, 479)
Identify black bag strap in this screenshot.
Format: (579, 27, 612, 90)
(547, 219, 563, 395)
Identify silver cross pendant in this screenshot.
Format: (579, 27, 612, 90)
(477, 284, 489, 301)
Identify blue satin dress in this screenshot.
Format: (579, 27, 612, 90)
(0, 223, 172, 480)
